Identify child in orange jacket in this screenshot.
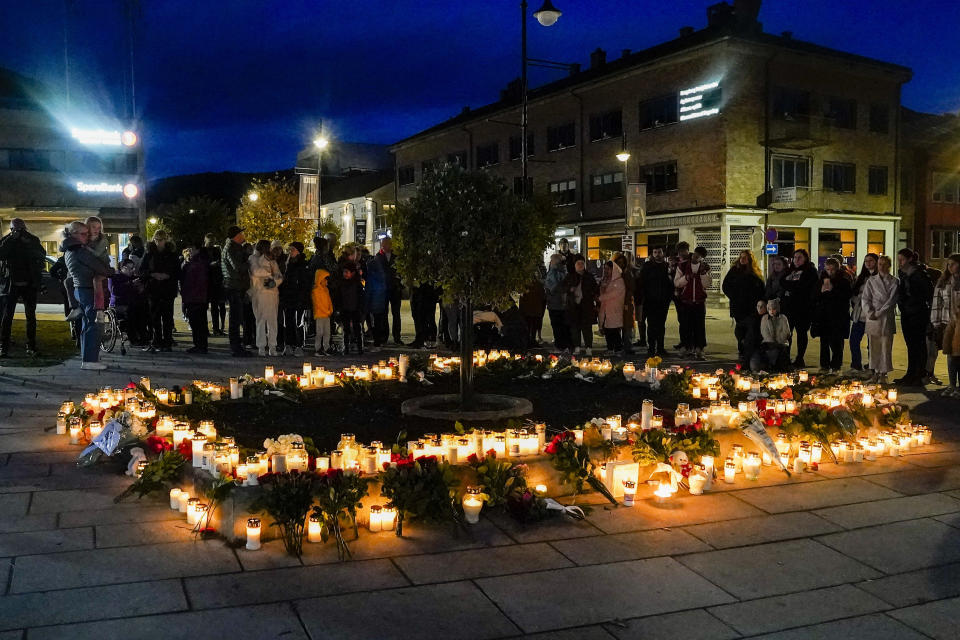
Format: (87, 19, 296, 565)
(311, 268, 333, 355)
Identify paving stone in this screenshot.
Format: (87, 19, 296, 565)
(523, 626, 617, 640)
(0, 579, 187, 631)
(743, 613, 927, 639)
(677, 538, 880, 599)
(186, 558, 406, 609)
(395, 543, 572, 583)
(708, 584, 889, 635)
(477, 557, 735, 633)
(0, 464, 50, 479)
(733, 478, 902, 513)
(0, 527, 93, 557)
(814, 493, 960, 529)
(0, 513, 56, 534)
(901, 450, 960, 468)
(0, 557, 10, 595)
(817, 518, 960, 574)
(605, 609, 739, 640)
(11, 540, 241, 593)
(812, 457, 919, 478)
(0, 632, 21, 640)
(0, 493, 28, 518)
(682, 512, 840, 549)
(888, 596, 960, 639)
(865, 466, 960, 495)
(28, 488, 154, 514)
(235, 541, 303, 571)
(58, 506, 182, 528)
(28, 602, 307, 640)
(933, 512, 960, 528)
(549, 528, 710, 565)
(6, 452, 78, 466)
(857, 562, 960, 607)
(587, 493, 764, 535)
(485, 509, 604, 544)
(297, 580, 519, 639)
(94, 520, 196, 548)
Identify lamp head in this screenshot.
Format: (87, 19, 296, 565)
(533, 0, 561, 26)
(247, 191, 259, 202)
(616, 151, 631, 162)
(313, 137, 329, 149)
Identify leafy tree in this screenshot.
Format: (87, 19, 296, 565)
(316, 217, 343, 249)
(392, 163, 556, 407)
(236, 178, 313, 247)
(147, 196, 234, 247)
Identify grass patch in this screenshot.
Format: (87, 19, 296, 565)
(1, 319, 76, 367)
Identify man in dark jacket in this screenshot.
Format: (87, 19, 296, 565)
(640, 247, 673, 358)
(564, 258, 599, 355)
(0, 218, 46, 357)
(375, 238, 403, 344)
(204, 234, 226, 336)
(179, 245, 210, 353)
(896, 248, 933, 385)
(221, 226, 250, 357)
(279, 242, 311, 355)
(139, 231, 181, 352)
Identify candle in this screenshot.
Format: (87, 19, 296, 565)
(177, 491, 190, 513)
(887, 389, 898, 402)
(732, 444, 744, 473)
(230, 377, 241, 399)
(723, 458, 736, 484)
(853, 444, 864, 463)
(88, 421, 103, 440)
(155, 388, 169, 404)
(762, 450, 772, 466)
(330, 450, 343, 470)
(493, 435, 506, 457)
(572, 429, 584, 446)
(708, 387, 719, 401)
(197, 420, 216, 439)
(192, 504, 208, 530)
(264, 366, 275, 383)
(744, 452, 761, 480)
(191, 438, 206, 467)
(69, 421, 81, 445)
(622, 480, 637, 506)
(381, 505, 397, 531)
(368, 505, 383, 532)
(650, 415, 664, 430)
(303, 362, 312, 376)
(798, 370, 808, 382)
(792, 456, 805, 473)
(641, 400, 654, 429)
(186, 498, 201, 525)
(246, 518, 262, 550)
(183, 388, 193, 405)
(56, 412, 67, 435)
(692, 386, 701, 399)
(654, 480, 673, 503)
(272, 454, 288, 474)
(688, 469, 707, 495)
(140, 376, 151, 390)
(462, 486, 484, 524)
(534, 484, 547, 494)
(308, 513, 323, 542)
(169, 488, 182, 510)
(811, 442, 823, 465)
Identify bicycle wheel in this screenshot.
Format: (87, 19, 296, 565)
(100, 310, 118, 353)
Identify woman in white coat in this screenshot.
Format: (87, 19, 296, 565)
(248, 239, 283, 356)
(861, 255, 899, 383)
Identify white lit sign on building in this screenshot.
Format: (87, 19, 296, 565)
(678, 81, 721, 121)
(71, 128, 138, 147)
(76, 181, 139, 198)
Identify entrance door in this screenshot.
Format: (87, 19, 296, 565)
(695, 229, 722, 292)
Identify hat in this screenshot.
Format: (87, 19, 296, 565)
(289, 241, 305, 253)
(226, 225, 244, 239)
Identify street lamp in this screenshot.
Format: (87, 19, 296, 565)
(313, 134, 329, 228)
(521, 0, 563, 199)
(247, 191, 258, 202)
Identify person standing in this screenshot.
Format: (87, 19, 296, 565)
(722, 250, 765, 367)
(565, 258, 598, 356)
(248, 240, 283, 356)
(848, 253, 878, 374)
(896, 248, 934, 386)
(557, 238, 576, 274)
(640, 247, 672, 358)
(337, 262, 365, 355)
(121, 234, 145, 268)
(519, 268, 546, 348)
(62, 221, 114, 369)
(671, 242, 691, 350)
(279, 242, 310, 355)
(674, 246, 711, 360)
(85, 216, 111, 312)
(597, 260, 625, 353)
(932, 255, 960, 394)
(862, 255, 899, 383)
(363, 248, 388, 348)
(376, 238, 403, 345)
(312, 266, 333, 355)
(204, 234, 227, 336)
(781, 249, 819, 368)
(222, 226, 250, 357)
(0, 218, 46, 357)
(139, 230, 181, 353)
(179, 244, 210, 354)
(613, 253, 636, 355)
(764, 255, 788, 302)
(544, 253, 570, 352)
(812, 258, 852, 373)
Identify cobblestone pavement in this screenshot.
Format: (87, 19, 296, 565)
(0, 307, 958, 639)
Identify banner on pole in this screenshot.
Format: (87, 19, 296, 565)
(299, 174, 318, 219)
(626, 182, 646, 228)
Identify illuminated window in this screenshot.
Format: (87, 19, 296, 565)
(586, 234, 621, 261)
(634, 231, 678, 259)
(590, 171, 623, 202)
(867, 230, 885, 256)
(819, 229, 856, 266)
(549, 179, 576, 206)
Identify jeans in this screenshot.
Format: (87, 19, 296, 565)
(548, 309, 571, 350)
(849, 321, 866, 369)
(0, 284, 38, 350)
(901, 314, 929, 380)
(948, 355, 960, 387)
(73, 287, 99, 362)
(226, 288, 246, 353)
(185, 302, 209, 350)
(645, 303, 669, 355)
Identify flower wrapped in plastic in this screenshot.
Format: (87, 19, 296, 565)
(263, 433, 305, 457)
(76, 411, 144, 468)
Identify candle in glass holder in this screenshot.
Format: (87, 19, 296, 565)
(191, 438, 206, 467)
(183, 388, 193, 405)
(700, 455, 714, 489)
(887, 388, 898, 402)
(798, 370, 808, 382)
(330, 450, 343, 470)
(534, 484, 547, 495)
(264, 366, 275, 383)
(308, 513, 323, 542)
(172, 424, 190, 447)
(368, 505, 383, 532)
(731, 444, 744, 473)
(88, 421, 103, 440)
(810, 442, 823, 465)
(155, 388, 169, 404)
(246, 518, 261, 550)
(381, 505, 397, 531)
(169, 488, 182, 510)
(245, 456, 260, 485)
(140, 376, 151, 390)
(650, 415, 664, 430)
(303, 362, 312, 376)
(708, 387, 719, 401)
(572, 429, 584, 446)
(493, 435, 506, 457)
(197, 420, 216, 439)
(462, 486, 484, 524)
(654, 480, 673, 503)
(622, 480, 637, 506)
(641, 400, 654, 429)
(692, 386, 701, 399)
(723, 458, 736, 483)
(56, 412, 67, 435)
(230, 377, 241, 399)
(177, 491, 190, 513)
(744, 452, 761, 480)
(186, 498, 201, 525)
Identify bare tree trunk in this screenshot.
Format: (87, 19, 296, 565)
(459, 293, 475, 411)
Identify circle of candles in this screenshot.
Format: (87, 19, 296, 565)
(246, 518, 261, 550)
(462, 486, 484, 524)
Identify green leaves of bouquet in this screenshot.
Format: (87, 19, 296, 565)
(115, 451, 186, 503)
(379, 456, 461, 537)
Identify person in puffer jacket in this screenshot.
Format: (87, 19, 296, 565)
(248, 239, 283, 356)
(311, 268, 333, 355)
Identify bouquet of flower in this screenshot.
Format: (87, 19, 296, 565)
(645, 355, 662, 369)
(378, 456, 460, 536)
(631, 423, 720, 467)
(263, 434, 305, 457)
(544, 431, 618, 506)
(248, 470, 317, 557)
(76, 410, 147, 468)
(311, 468, 368, 560)
(114, 451, 186, 503)
(467, 452, 527, 508)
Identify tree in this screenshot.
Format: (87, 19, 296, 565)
(236, 178, 313, 247)
(147, 196, 234, 248)
(392, 163, 556, 407)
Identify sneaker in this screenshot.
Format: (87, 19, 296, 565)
(282, 346, 293, 356)
(268, 348, 278, 357)
(573, 348, 582, 356)
(925, 375, 943, 386)
(80, 361, 107, 370)
(585, 348, 592, 356)
(258, 348, 267, 357)
(293, 347, 304, 357)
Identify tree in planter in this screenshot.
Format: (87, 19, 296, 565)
(392, 163, 556, 408)
(237, 177, 313, 247)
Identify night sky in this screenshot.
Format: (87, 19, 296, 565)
(2, 0, 958, 179)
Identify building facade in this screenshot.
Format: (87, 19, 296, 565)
(0, 68, 144, 262)
(390, 2, 910, 289)
(318, 171, 394, 252)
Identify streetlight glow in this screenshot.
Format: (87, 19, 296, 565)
(616, 150, 631, 162)
(313, 137, 329, 149)
(148, 217, 158, 224)
(247, 191, 259, 202)
(533, 0, 562, 26)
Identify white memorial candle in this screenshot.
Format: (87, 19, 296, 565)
(246, 518, 261, 550)
(169, 488, 182, 510)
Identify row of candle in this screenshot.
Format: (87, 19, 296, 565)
(406, 426, 548, 461)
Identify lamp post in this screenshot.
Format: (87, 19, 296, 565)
(313, 135, 329, 225)
(521, 0, 563, 199)
(616, 134, 630, 235)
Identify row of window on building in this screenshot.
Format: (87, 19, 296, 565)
(0, 148, 138, 174)
(773, 156, 889, 195)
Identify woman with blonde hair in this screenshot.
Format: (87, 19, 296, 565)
(248, 239, 283, 356)
(861, 255, 899, 383)
(722, 249, 765, 367)
(935, 254, 960, 396)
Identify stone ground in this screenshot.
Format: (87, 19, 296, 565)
(1, 304, 959, 639)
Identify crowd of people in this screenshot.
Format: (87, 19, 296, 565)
(3, 216, 960, 393)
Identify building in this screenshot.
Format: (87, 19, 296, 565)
(0, 68, 144, 261)
(390, 1, 911, 288)
(900, 108, 960, 270)
(318, 170, 394, 251)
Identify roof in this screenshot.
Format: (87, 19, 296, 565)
(321, 170, 393, 205)
(391, 19, 912, 149)
(0, 67, 49, 110)
(901, 106, 960, 149)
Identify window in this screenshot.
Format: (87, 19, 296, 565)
(867, 230, 886, 256)
(932, 172, 960, 203)
(547, 123, 576, 151)
(5, 149, 63, 171)
(587, 234, 622, 262)
(640, 161, 678, 194)
(772, 87, 811, 120)
(931, 229, 960, 260)
(421, 158, 440, 175)
(397, 165, 415, 186)
(868, 166, 888, 195)
(549, 179, 576, 206)
(589, 110, 622, 141)
(447, 150, 467, 167)
(771, 155, 810, 189)
(508, 134, 535, 160)
(639, 95, 678, 129)
(475, 142, 499, 167)
(773, 228, 811, 257)
(819, 229, 856, 268)
(869, 104, 889, 134)
(634, 231, 678, 259)
(823, 162, 856, 193)
(823, 97, 857, 129)
(590, 171, 624, 202)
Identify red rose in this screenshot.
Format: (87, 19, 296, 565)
(735, 363, 742, 371)
(126, 382, 137, 389)
(544, 443, 557, 455)
(486, 448, 497, 458)
(467, 453, 479, 465)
